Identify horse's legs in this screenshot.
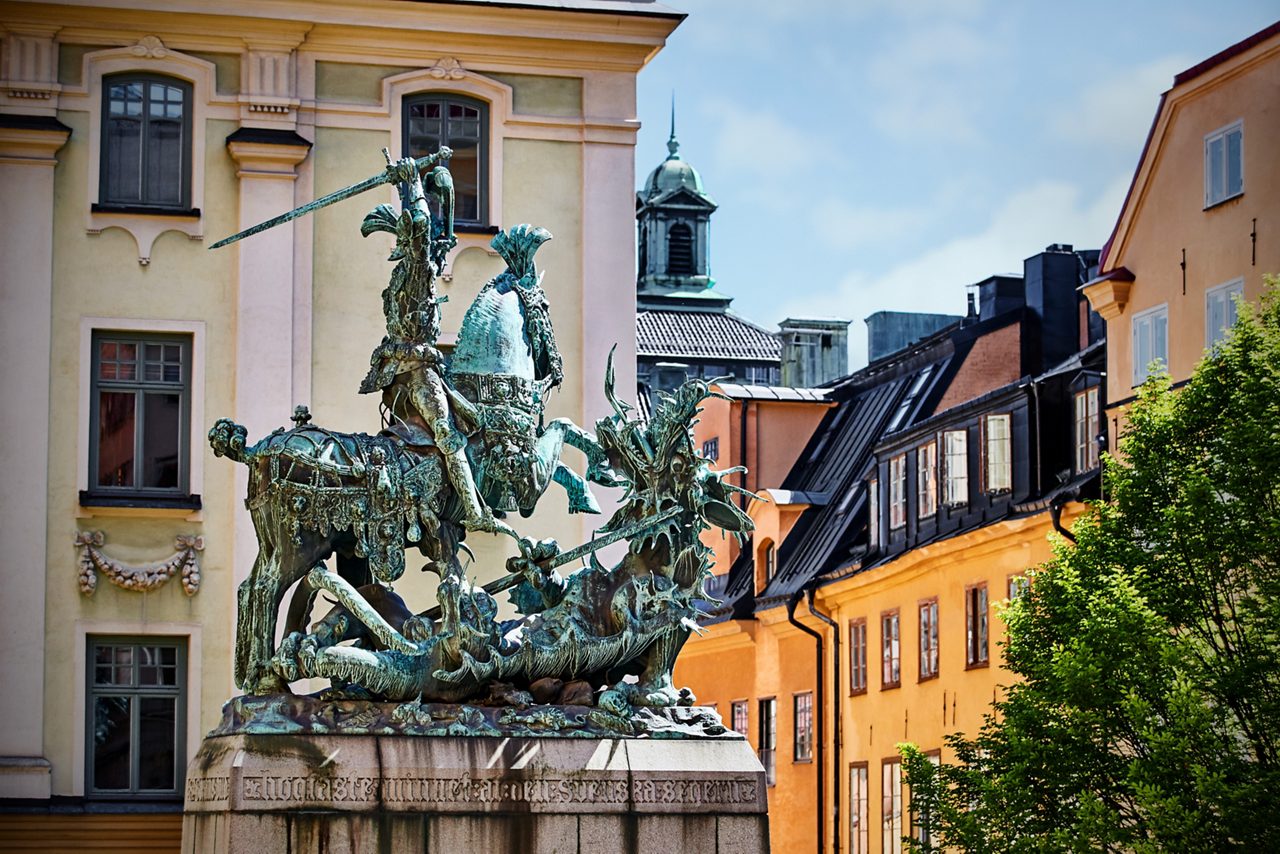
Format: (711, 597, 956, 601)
(548, 417, 625, 487)
(553, 461, 601, 514)
(632, 625, 692, 707)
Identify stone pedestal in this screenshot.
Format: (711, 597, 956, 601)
(182, 726, 768, 852)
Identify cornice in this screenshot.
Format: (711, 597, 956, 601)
(0, 120, 69, 163)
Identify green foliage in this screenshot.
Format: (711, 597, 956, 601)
(902, 279, 1280, 852)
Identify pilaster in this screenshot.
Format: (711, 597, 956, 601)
(0, 113, 69, 798)
(226, 128, 310, 591)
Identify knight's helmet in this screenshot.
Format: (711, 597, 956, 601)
(448, 224, 555, 512)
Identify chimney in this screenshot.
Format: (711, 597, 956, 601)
(779, 318, 851, 387)
(864, 311, 962, 363)
(1024, 244, 1088, 371)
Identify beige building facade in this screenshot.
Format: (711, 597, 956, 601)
(0, 0, 679, 841)
(1083, 20, 1280, 439)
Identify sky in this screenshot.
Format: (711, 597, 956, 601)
(633, 0, 1278, 368)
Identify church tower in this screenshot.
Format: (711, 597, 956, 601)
(635, 106, 727, 310)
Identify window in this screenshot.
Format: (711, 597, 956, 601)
(919, 598, 939, 680)
(881, 610, 901, 688)
(888, 454, 907, 529)
(849, 618, 868, 695)
(1008, 574, 1030, 601)
(87, 637, 186, 797)
(983, 414, 1011, 493)
(942, 429, 968, 506)
(404, 93, 487, 225)
(850, 763, 869, 854)
(882, 758, 903, 854)
(89, 332, 192, 499)
(667, 223, 695, 275)
(763, 542, 777, 583)
(1132, 305, 1168, 386)
(1074, 387, 1100, 473)
(793, 692, 813, 762)
(916, 441, 937, 519)
(1204, 120, 1243, 207)
(100, 74, 192, 210)
(867, 478, 879, 550)
(1206, 278, 1244, 349)
(701, 436, 720, 461)
(966, 583, 989, 667)
(731, 700, 749, 736)
(758, 698, 777, 786)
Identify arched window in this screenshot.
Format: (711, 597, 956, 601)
(667, 222, 694, 275)
(403, 93, 488, 226)
(762, 540, 777, 583)
(100, 74, 192, 210)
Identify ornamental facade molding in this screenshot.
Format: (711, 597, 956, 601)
(75, 530, 204, 596)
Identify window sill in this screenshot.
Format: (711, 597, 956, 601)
(79, 491, 203, 521)
(1203, 191, 1243, 211)
(918, 673, 939, 683)
(454, 223, 500, 235)
(880, 682, 901, 691)
(793, 757, 813, 765)
(849, 687, 867, 697)
(91, 203, 201, 219)
(964, 660, 990, 671)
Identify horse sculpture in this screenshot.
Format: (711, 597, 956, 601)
(270, 362, 755, 708)
(209, 152, 620, 695)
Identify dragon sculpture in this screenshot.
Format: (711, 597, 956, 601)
(208, 147, 754, 720)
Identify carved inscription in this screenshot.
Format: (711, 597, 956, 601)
(186, 775, 230, 803)
(384, 776, 630, 805)
(632, 778, 759, 806)
(241, 774, 378, 803)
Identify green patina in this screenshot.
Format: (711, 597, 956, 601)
(207, 146, 755, 729)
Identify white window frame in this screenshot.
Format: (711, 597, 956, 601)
(1074, 387, 1100, 474)
(889, 454, 907, 529)
(1206, 277, 1244, 350)
(942, 429, 968, 506)
(916, 441, 937, 519)
(867, 478, 879, 550)
(983, 414, 1012, 494)
(1131, 304, 1169, 386)
(1204, 119, 1244, 208)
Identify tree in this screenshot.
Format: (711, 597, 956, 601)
(902, 280, 1280, 852)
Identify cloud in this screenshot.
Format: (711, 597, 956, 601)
(775, 175, 1131, 366)
(1049, 56, 1190, 152)
(863, 22, 999, 143)
(700, 97, 841, 184)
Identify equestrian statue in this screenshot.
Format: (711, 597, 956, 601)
(207, 146, 754, 721)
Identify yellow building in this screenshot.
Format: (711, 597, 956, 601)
(679, 245, 1107, 854)
(1083, 20, 1280, 441)
(0, 0, 680, 846)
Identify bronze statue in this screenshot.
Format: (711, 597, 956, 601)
(209, 147, 754, 722)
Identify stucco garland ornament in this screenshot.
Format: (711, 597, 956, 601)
(75, 530, 203, 596)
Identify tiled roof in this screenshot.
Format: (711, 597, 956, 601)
(637, 310, 781, 362)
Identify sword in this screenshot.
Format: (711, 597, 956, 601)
(208, 146, 452, 250)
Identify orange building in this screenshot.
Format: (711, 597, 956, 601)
(678, 244, 1107, 854)
(1084, 20, 1280, 442)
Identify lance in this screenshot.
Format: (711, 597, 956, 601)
(417, 506, 685, 621)
(207, 146, 452, 250)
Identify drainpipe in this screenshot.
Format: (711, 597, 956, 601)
(788, 588, 826, 854)
(807, 587, 841, 854)
(1030, 379, 1042, 497)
